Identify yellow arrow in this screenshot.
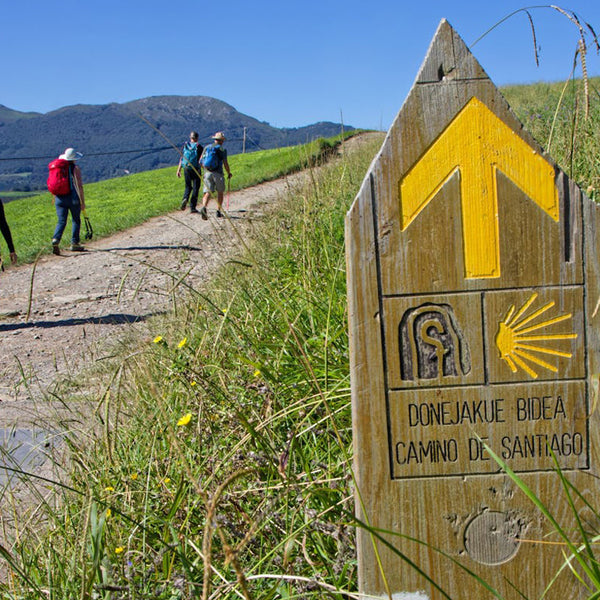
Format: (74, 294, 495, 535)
(399, 97, 558, 279)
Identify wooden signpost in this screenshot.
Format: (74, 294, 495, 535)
(346, 19, 600, 599)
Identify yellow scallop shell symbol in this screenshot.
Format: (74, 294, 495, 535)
(495, 292, 577, 379)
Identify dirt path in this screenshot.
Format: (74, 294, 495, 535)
(0, 133, 382, 427)
(0, 175, 299, 407)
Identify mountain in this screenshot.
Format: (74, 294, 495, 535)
(0, 96, 351, 192)
(0, 104, 41, 123)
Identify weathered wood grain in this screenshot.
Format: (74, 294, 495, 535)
(346, 18, 600, 600)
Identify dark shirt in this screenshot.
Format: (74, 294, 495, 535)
(0, 199, 15, 254)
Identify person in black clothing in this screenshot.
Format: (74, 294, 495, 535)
(0, 198, 17, 270)
(177, 131, 203, 213)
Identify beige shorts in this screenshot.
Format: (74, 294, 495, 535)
(203, 171, 225, 193)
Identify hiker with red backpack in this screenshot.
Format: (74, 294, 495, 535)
(177, 131, 203, 213)
(47, 147, 86, 255)
(199, 132, 232, 220)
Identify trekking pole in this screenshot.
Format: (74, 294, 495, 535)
(82, 209, 94, 240)
(226, 176, 231, 210)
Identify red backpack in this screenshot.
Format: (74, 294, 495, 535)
(47, 159, 71, 196)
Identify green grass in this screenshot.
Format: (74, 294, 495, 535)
(0, 133, 355, 264)
(0, 191, 40, 199)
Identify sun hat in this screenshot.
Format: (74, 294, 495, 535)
(59, 148, 83, 161)
(212, 132, 226, 142)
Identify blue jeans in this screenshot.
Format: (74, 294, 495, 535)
(53, 191, 81, 244)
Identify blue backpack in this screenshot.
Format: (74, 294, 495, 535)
(182, 142, 199, 168)
(201, 144, 223, 171)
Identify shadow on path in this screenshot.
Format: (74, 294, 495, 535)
(0, 312, 160, 332)
(92, 244, 204, 252)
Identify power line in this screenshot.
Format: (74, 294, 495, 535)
(0, 136, 265, 162)
(0, 146, 173, 162)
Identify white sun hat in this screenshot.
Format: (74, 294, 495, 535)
(59, 148, 83, 161)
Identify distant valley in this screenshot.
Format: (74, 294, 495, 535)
(0, 96, 352, 192)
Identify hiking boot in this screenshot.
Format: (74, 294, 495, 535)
(190, 208, 199, 213)
(216, 210, 224, 218)
(52, 242, 60, 256)
(200, 206, 208, 220)
(71, 244, 86, 252)
(180, 199, 188, 211)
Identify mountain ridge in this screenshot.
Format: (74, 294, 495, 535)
(0, 96, 352, 191)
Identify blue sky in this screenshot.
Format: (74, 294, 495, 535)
(2, 1, 599, 130)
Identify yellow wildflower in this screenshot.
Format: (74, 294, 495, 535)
(115, 546, 125, 555)
(153, 335, 163, 344)
(104, 486, 114, 492)
(190, 380, 197, 387)
(106, 508, 112, 518)
(178, 337, 187, 348)
(253, 369, 261, 378)
(177, 413, 192, 427)
(130, 473, 138, 481)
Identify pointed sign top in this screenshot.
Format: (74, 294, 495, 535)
(415, 19, 489, 84)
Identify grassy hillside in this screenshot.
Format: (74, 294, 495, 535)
(0, 135, 351, 264)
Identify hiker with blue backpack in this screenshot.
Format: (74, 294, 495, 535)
(177, 131, 203, 213)
(47, 147, 86, 255)
(199, 131, 232, 220)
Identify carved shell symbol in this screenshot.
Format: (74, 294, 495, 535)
(495, 293, 577, 379)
